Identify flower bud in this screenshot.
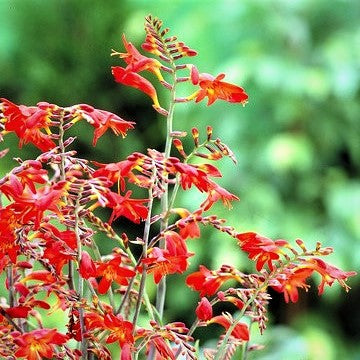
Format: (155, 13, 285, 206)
(195, 297, 212, 321)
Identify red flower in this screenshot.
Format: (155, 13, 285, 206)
(103, 313, 134, 348)
(79, 251, 97, 279)
(112, 66, 161, 109)
(271, 267, 314, 303)
(209, 314, 249, 341)
(103, 190, 149, 224)
(13, 328, 68, 360)
(200, 181, 239, 211)
(1, 98, 56, 151)
(195, 297, 213, 321)
(114, 34, 164, 81)
(186, 265, 240, 297)
(41, 228, 77, 274)
(96, 255, 135, 294)
(187, 67, 248, 106)
(0, 207, 19, 263)
(142, 231, 193, 284)
(10, 181, 66, 228)
(172, 208, 201, 239)
(236, 232, 288, 271)
(74, 104, 135, 146)
(0, 160, 47, 199)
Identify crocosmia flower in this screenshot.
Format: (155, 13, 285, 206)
(187, 66, 248, 106)
(195, 297, 213, 321)
(13, 328, 68, 360)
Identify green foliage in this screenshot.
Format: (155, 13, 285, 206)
(0, 0, 359, 358)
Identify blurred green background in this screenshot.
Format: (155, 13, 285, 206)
(0, 0, 359, 359)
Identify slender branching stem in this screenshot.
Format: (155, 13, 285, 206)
(132, 182, 155, 331)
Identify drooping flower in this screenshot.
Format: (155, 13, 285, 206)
(74, 104, 135, 146)
(13, 328, 68, 360)
(308, 258, 357, 294)
(142, 231, 193, 284)
(271, 267, 314, 303)
(186, 265, 241, 297)
(187, 67, 248, 106)
(112, 66, 161, 109)
(236, 232, 288, 271)
(209, 314, 249, 341)
(79, 251, 97, 279)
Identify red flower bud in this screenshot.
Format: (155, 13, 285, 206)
(195, 297, 213, 321)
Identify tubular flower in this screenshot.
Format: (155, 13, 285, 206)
(10, 181, 67, 229)
(13, 328, 68, 360)
(236, 232, 288, 271)
(96, 255, 136, 294)
(302, 258, 357, 295)
(0, 160, 48, 199)
(74, 104, 135, 146)
(172, 208, 201, 239)
(112, 66, 161, 109)
(186, 265, 241, 297)
(187, 66, 248, 106)
(200, 181, 239, 211)
(209, 314, 249, 341)
(113, 34, 165, 82)
(103, 313, 134, 348)
(0, 98, 56, 151)
(102, 190, 149, 224)
(141, 231, 193, 284)
(271, 267, 314, 303)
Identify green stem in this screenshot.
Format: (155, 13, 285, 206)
(155, 67, 177, 320)
(74, 195, 88, 360)
(132, 185, 154, 330)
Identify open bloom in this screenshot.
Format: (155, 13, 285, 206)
(96, 255, 136, 294)
(74, 104, 135, 146)
(13, 328, 68, 360)
(186, 265, 241, 297)
(141, 231, 193, 284)
(1, 98, 56, 151)
(209, 314, 249, 341)
(187, 67, 248, 106)
(236, 232, 288, 271)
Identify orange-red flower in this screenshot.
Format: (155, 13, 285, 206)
(209, 314, 249, 341)
(271, 267, 314, 303)
(74, 104, 135, 146)
(142, 231, 193, 284)
(236, 232, 288, 271)
(187, 67, 248, 106)
(10, 181, 66, 228)
(0, 98, 56, 151)
(186, 265, 240, 297)
(308, 258, 357, 294)
(96, 255, 136, 294)
(102, 190, 149, 224)
(114, 34, 164, 81)
(103, 313, 134, 357)
(0, 207, 19, 263)
(13, 328, 68, 360)
(112, 66, 161, 109)
(195, 297, 213, 321)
